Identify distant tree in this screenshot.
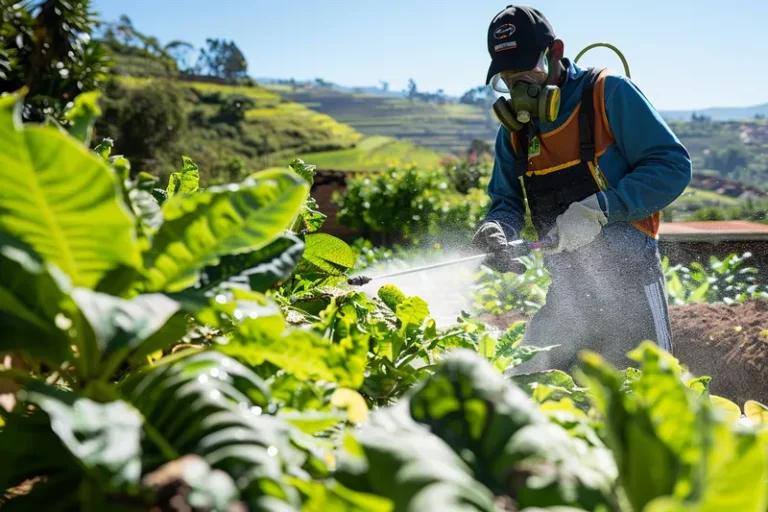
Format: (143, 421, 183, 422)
(460, 85, 496, 107)
(164, 40, 195, 73)
(407, 78, 418, 101)
(691, 112, 711, 123)
(704, 145, 749, 174)
(380, 80, 389, 93)
(0, 0, 112, 122)
(116, 14, 135, 46)
(196, 38, 247, 82)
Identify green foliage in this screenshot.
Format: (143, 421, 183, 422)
(0, 0, 112, 122)
(334, 163, 491, 245)
(166, 155, 201, 198)
(2, 88, 768, 511)
(472, 253, 550, 316)
(663, 252, 768, 305)
(578, 341, 768, 512)
(0, 100, 142, 289)
(95, 79, 188, 174)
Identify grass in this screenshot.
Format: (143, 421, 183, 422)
(266, 86, 498, 153)
(276, 135, 444, 171)
(664, 186, 743, 221)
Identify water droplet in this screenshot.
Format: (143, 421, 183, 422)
(198, 374, 208, 384)
(233, 309, 243, 320)
(215, 294, 227, 304)
(219, 371, 228, 380)
(250, 406, 262, 415)
(267, 446, 278, 457)
(55, 313, 72, 330)
(210, 368, 220, 378)
(209, 389, 221, 400)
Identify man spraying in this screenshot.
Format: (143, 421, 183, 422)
(472, 5, 692, 373)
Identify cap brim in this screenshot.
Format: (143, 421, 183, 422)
(485, 48, 543, 85)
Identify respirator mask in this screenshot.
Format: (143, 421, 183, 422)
(489, 50, 561, 132)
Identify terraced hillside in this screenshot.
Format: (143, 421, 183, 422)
(278, 135, 444, 171)
(98, 76, 370, 182)
(268, 85, 498, 153)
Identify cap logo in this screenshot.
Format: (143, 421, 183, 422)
(494, 41, 518, 53)
(494, 24, 516, 40)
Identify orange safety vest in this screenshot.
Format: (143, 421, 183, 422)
(511, 67, 660, 240)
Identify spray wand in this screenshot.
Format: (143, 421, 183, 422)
(347, 236, 557, 286)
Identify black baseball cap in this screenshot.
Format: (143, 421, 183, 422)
(485, 5, 556, 85)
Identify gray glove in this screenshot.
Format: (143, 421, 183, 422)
(472, 222, 527, 274)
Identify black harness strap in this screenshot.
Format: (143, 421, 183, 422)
(513, 67, 605, 237)
(578, 67, 603, 164)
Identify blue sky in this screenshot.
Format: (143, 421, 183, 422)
(92, 0, 768, 111)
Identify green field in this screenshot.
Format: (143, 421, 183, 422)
(267, 86, 498, 153)
(279, 135, 444, 171)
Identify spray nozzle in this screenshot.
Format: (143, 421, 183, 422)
(347, 275, 372, 286)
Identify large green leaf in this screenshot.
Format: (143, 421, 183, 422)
(407, 349, 617, 510)
(576, 342, 715, 512)
(300, 233, 356, 276)
(69, 288, 188, 380)
(142, 168, 309, 292)
(214, 293, 368, 389)
(199, 233, 305, 293)
(335, 401, 498, 512)
(643, 425, 767, 511)
(26, 381, 143, 487)
(0, 231, 74, 366)
(0, 381, 142, 510)
(119, 350, 322, 509)
(0, 233, 188, 380)
(0, 99, 142, 289)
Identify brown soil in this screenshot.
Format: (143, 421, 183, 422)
(671, 300, 768, 407)
(479, 301, 768, 407)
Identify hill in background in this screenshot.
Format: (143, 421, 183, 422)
(660, 103, 768, 122)
(266, 83, 498, 154)
(92, 20, 444, 182)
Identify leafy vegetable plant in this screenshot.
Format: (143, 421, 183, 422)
(1, 88, 767, 512)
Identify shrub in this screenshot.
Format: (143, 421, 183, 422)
(334, 164, 490, 246)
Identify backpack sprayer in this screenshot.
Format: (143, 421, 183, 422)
(347, 236, 557, 286)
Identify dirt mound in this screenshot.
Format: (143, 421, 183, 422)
(671, 300, 768, 407)
(478, 301, 768, 407)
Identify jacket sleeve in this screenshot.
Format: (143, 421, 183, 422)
(598, 75, 692, 222)
(483, 125, 527, 239)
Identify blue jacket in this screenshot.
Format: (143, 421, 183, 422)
(484, 59, 692, 247)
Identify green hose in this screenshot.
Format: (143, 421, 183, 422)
(574, 42, 631, 78)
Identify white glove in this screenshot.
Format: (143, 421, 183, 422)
(543, 194, 607, 254)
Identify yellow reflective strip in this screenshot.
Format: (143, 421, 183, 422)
(587, 161, 607, 191)
(525, 158, 581, 177)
